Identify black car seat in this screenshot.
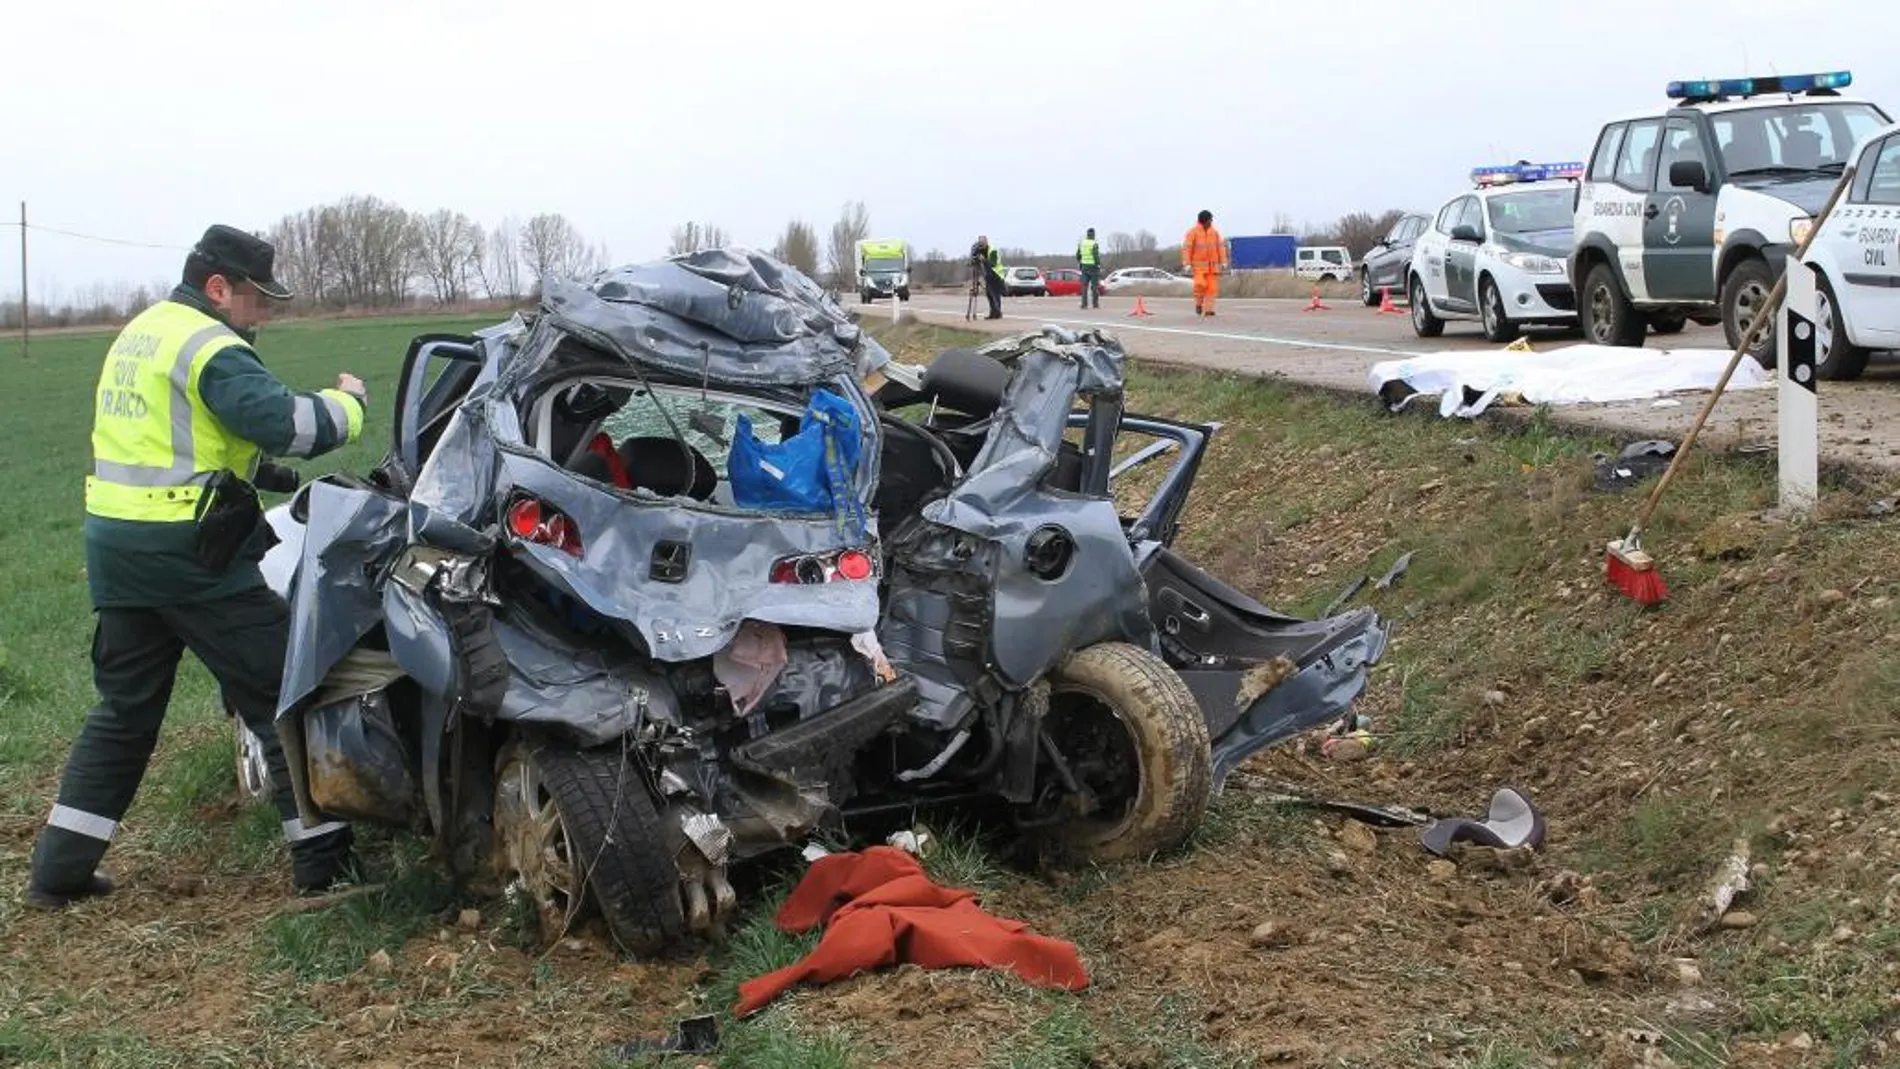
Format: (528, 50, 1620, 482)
(618, 436, 718, 501)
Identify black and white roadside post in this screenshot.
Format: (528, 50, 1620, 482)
(1778, 255, 1820, 516)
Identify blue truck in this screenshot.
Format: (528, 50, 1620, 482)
(1228, 234, 1297, 270)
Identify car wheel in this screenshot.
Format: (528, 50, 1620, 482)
(1360, 270, 1377, 307)
(493, 736, 686, 956)
(1582, 262, 1645, 347)
(1479, 276, 1516, 343)
(1038, 642, 1211, 862)
(1649, 312, 1688, 335)
(1721, 257, 1778, 368)
(1410, 276, 1444, 338)
(1816, 272, 1870, 381)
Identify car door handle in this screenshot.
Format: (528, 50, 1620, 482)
(1644, 204, 1660, 220)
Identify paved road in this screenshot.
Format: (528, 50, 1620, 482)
(885, 292, 1900, 474)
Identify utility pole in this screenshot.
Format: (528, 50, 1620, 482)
(18, 202, 27, 360)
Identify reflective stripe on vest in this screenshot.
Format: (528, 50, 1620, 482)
(85, 301, 258, 522)
(988, 248, 1005, 280)
(1079, 238, 1099, 266)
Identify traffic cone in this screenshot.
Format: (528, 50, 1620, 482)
(1504, 336, 1534, 352)
(1303, 287, 1330, 312)
(1376, 286, 1405, 315)
(1128, 296, 1154, 318)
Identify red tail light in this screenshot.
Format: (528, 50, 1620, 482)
(770, 548, 877, 584)
(507, 497, 583, 558)
(836, 549, 873, 581)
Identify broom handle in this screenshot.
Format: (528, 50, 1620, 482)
(1626, 164, 1856, 542)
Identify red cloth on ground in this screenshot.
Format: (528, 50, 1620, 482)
(733, 846, 1089, 1016)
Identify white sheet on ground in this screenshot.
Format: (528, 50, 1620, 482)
(1368, 344, 1771, 418)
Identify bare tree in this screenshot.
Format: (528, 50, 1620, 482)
(1134, 230, 1161, 268)
(773, 219, 821, 277)
(1270, 211, 1296, 235)
(668, 221, 703, 257)
(1322, 209, 1413, 260)
(416, 209, 482, 304)
(486, 217, 523, 301)
(1330, 209, 1409, 259)
(1105, 231, 1138, 257)
(824, 200, 871, 288)
(315, 195, 419, 307)
(519, 213, 591, 292)
(668, 222, 730, 257)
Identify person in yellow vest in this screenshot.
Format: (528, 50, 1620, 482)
(974, 235, 1005, 320)
(1076, 228, 1102, 309)
(26, 226, 368, 910)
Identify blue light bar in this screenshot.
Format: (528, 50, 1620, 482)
(1471, 161, 1587, 186)
(1667, 70, 1851, 100)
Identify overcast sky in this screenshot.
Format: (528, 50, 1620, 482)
(4, 0, 1898, 301)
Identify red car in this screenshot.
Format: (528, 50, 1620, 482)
(1044, 268, 1086, 298)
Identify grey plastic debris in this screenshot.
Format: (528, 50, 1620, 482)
(1419, 787, 1547, 856)
(1374, 551, 1415, 591)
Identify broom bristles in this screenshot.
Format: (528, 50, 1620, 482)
(1605, 539, 1669, 606)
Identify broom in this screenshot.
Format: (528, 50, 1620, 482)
(1606, 164, 1856, 605)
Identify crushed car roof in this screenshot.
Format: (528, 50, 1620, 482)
(537, 248, 891, 388)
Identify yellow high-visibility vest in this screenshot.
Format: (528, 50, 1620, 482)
(1078, 238, 1099, 266)
(85, 301, 261, 522)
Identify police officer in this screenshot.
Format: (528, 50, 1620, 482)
(1076, 228, 1102, 309)
(972, 235, 1006, 320)
(26, 225, 368, 910)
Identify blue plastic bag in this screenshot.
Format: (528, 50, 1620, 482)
(729, 389, 865, 528)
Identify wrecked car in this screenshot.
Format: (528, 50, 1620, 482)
(246, 248, 1388, 955)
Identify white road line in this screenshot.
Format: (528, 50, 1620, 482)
(908, 305, 1417, 359)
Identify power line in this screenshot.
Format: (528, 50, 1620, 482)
(0, 220, 188, 251)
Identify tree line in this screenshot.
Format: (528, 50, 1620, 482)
(5, 201, 1414, 329)
(265, 197, 611, 309)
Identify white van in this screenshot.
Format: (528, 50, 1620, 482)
(1296, 246, 1352, 282)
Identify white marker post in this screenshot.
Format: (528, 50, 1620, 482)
(1778, 255, 1820, 516)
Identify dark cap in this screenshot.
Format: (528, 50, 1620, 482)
(189, 224, 293, 300)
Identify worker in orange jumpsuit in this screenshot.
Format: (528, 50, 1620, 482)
(1182, 209, 1228, 317)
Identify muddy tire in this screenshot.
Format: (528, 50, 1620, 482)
(493, 737, 685, 957)
(1043, 642, 1211, 862)
(1479, 277, 1516, 343)
(1721, 257, 1778, 369)
(1409, 275, 1444, 339)
(1582, 262, 1645, 347)
(1815, 272, 1869, 381)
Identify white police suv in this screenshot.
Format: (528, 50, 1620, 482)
(1571, 71, 1890, 365)
(1409, 162, 1583, 342)
(1801, 120, 1900, 379)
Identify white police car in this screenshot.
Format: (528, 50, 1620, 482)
(1571, 71, 1891, 365)
(1409, 162, 1582, 342)
(1802, 120, 1900, 379)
